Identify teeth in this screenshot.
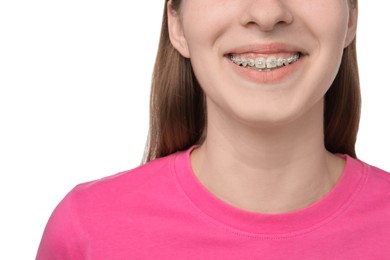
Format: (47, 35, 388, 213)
(277, 58, 285, 67)
(230, 53, 300, 71)
(266, 57, 277, 69)
(255, 58, 266, 69)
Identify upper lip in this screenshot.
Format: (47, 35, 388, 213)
(226, 42, 307, 55)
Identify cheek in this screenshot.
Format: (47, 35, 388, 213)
(181, 1, 238, 52)
(298, 1, 350, 48)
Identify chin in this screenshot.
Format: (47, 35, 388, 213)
(233, 99, 322, 130)
(230, 107, 299, 129)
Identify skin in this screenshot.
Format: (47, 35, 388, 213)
(167, 0, 358, 214)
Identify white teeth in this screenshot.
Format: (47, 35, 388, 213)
(266, 56, 277, 69)
(230, 53, 300, 71)
(277, 58, 285, 67)
(255, 57, 266, 69)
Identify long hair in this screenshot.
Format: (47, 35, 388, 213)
(143, 0, 360, 162)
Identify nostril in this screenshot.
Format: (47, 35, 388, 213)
(240, 1, 294, 31)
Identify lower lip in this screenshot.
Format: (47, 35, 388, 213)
(226, 55, 305, 84)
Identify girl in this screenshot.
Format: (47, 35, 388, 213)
(37, 0, 390, 258)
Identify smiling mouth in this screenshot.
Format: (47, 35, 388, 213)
(228, 52, 302, 72)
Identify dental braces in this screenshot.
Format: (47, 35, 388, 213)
(230, 53, 300, 71)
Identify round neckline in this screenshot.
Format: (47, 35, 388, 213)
(173, 146, 367, 237)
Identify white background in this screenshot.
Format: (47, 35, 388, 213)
(0, 1, 389, 259)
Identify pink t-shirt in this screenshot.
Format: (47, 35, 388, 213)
(37, 148, 390, 259)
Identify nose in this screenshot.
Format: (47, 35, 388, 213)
(239, 0, 293, 32)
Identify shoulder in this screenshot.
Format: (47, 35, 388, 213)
(65, 152, 180, 213)
(345, 155, 390, 188)
(73, 153, 174, 197)
(363, 160, 390, 193)
(351, 158, 390, 210)
(360, 158, 390, 186)
(37, 153, 179, 259)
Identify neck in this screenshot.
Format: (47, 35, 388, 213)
(191, 100, 345, 214)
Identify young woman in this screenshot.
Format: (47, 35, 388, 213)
(37, 0, 390, 258)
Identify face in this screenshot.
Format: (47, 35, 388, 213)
(168, 0, 357, 127)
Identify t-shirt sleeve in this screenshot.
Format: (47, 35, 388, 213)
(36, 187, 86, 260)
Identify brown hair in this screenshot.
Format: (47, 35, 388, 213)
(143, 0, 360, 162)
